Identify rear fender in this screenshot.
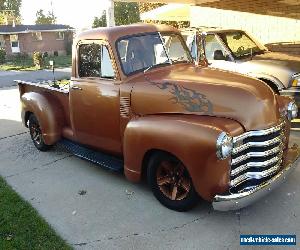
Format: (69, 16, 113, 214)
(123, 115, 244, 201)
(21, 92, 64, 145)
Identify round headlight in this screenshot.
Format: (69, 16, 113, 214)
(287, 101, 298, 120)
(216, 132, 233, 160)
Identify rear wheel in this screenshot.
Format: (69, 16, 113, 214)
(28, 114, 51, 151)
(147, 152, 198, 211)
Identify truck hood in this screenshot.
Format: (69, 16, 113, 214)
(238, 52, 300, 88)
(131, 64, 281, 131)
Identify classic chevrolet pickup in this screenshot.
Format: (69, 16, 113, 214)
(18, 24, 300, 211)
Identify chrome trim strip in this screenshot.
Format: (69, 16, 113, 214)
(212, 151, 300, 211)
(232, 136, 281, 155)
(233, 122, 283, 144)
(230, 161, 282, 187)
(231, 154, 282, 176)
(231, 145, 283, 165)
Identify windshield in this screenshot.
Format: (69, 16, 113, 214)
(218, 31, 264, 58)
(117, 32, 192, 75)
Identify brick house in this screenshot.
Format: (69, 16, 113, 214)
(0, 24, 75, 56)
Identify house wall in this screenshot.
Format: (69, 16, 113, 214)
(20, 32, 67, 55)
(3, 31, 73, 55)
(190, 6, 300, 44)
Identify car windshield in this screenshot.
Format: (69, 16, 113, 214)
(218, 31, 265, 58)
(117, 32, 192, 75)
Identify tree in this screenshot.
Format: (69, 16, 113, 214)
(114, 2, 140, 26)
(93, 10, 106, 28)
(35, 9, 57, 25)
(0, 0, 22, 24)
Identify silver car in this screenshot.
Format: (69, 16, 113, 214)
(182, 28, 300, 126)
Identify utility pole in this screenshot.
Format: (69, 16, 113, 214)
(106, 0, 115, 27)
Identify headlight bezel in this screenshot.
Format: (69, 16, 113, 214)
(216, 132, 233, 160)
(287, 101, 298, 120)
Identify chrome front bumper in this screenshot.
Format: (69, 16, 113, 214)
(213, 145, 300, 211)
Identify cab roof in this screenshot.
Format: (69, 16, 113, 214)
(76, 23, 179, 43)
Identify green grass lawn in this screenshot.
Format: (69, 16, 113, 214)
(0, 55, 72, 71)
(0, 177, 72, 250)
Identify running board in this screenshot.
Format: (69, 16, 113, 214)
(59, 139, 124, 172)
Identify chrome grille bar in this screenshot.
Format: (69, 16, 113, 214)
(230, 161, 282, 187)
(231, 144, 283, 166)
(231, 154, 283, 176)
(232, 136, 282, 155)
(233, 123, 283, 144)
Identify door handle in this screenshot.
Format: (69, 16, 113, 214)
(71, 86, 82, 90)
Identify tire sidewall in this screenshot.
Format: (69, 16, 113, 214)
(28, 114, 50, 151)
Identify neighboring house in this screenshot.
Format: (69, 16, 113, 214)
(0, 24, 75, 56)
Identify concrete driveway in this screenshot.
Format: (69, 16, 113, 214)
(0, 68, 71, 88)
(0, 87, 299, 250)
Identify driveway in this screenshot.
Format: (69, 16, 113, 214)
(0, 68, 71, 88)
(0, 87, 299, 250)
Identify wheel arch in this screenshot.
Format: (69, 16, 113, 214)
(21, 92, 64, 145)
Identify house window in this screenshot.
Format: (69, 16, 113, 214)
(56, 32, 64, 40)
(10, 35, 20, 53)
(32, 32, 42, 41)
(0, 35, 5, 48)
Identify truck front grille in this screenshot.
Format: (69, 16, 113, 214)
(230, 121, 286, 193)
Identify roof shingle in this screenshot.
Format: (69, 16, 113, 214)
(0, 24, 74, 34)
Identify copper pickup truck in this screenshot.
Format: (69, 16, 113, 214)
(18, 24, 300, 212)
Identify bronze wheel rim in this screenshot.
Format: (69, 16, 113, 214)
(30, 123, 42, 145)
(156, 160, 191, 201)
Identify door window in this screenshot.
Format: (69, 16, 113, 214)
(78, 43, 115, 79)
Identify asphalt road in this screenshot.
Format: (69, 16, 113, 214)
(0, 87, 299, 250)
(0, 68, 71, 88)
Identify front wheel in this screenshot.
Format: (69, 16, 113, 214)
(28, 114, 51, 151)
(147, 152, 199, 212)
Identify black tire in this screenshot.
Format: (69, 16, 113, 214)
(147, 152, 199, 212)
(28, 114, 51, 151)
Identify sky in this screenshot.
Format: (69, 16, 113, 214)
(21, 0, 109, 30)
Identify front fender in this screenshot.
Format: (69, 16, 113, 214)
(21, 92, 64, 145)
(123, 114, 244, 201)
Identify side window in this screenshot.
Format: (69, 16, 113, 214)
(78, 43, 115, 79)
(79, 43, 102, 77)
(205, 34, 226, 61)
(101, 46, 115, 79)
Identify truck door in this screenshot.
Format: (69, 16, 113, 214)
(69, 40, 122, 154)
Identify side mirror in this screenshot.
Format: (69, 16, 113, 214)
(213, 50, 226, 60)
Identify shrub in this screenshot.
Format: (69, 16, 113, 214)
(33, 51, 44, 69)
(53, 51, 58, 57)
(14, 52, 29, 64)
(43, 52, 48, 58)
(0, 48, 6, 64)
(65, 41, 72, 55)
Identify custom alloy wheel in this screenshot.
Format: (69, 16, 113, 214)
(156, 161, 191, 201)
(28, 114, 51, 151)
(147, 152, 198, 211)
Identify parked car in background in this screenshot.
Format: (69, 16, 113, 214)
(182, 28, 300, 127)
(18, 24, 300, 212)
